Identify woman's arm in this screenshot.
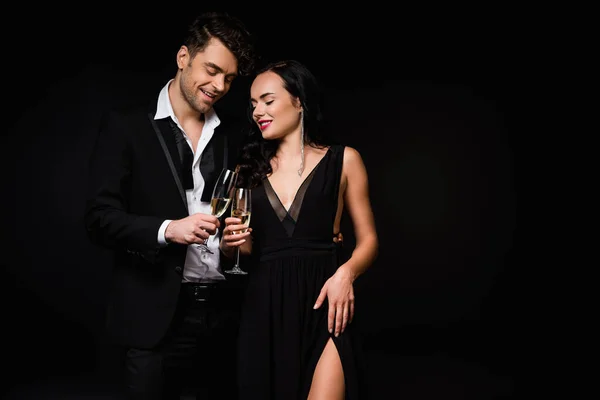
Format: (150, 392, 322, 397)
(313, 146, 378, 336)
(337, 146, 379, 280)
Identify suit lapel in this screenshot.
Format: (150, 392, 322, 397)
(147, 113, 188, 209)
(146, 104, 235, 205)
(199, 124, 229, 202)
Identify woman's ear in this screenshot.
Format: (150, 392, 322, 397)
(294, 97, 303, 113)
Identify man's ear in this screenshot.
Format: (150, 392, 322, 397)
(176, 46, 190, 69)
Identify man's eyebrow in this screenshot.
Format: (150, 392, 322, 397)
(205, 62, 237, 77)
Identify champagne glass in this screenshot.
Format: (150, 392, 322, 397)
(196, 168, 237, 253)
(225, 187, 251, 275)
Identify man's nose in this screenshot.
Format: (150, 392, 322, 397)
(212, 76, 225, 92)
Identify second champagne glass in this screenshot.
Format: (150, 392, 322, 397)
(225, 187, 251, 275)
(196, 168, 237, 253)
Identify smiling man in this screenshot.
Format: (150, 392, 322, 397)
(84, 11, 256, 400)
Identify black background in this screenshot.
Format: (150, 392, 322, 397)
(3, 6, 522, 399)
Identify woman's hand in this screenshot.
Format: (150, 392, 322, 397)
(219, 216, 252, 257)
(313, 266, 356, 336)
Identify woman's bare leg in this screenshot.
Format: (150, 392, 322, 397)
(307, 338, 345, 400)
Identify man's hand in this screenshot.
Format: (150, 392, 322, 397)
(164, 213, 220, 245)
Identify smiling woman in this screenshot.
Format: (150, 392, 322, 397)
(219, 59, 379, 400)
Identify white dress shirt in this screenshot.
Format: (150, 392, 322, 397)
(154, 79, 225, 282)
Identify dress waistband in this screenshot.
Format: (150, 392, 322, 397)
(260, 240, 337, 262)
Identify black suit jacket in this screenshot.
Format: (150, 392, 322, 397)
(84, 100, 246, 349)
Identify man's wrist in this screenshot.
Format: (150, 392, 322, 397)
(158, 220, 173, 246)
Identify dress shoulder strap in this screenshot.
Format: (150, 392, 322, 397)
(331, 144, 346, 218)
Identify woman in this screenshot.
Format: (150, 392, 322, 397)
(220, 60, 378, 399)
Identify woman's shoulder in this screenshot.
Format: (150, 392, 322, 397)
(340, 145, 362, 161)
(327, 143, 349, 155)
(323, 143, 362, 163)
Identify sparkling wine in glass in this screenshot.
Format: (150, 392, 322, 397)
(225, 187, 251, 275)
(196, 168, 237, 253)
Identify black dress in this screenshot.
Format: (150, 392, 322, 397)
(237, 145, 365, 399)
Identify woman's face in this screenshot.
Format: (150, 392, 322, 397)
(250, 71, 302, 140)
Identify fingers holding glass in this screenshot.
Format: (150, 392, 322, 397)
(196, 168, 237, 254)
(223, 219, 251, 246)
(225, 188, 251, 275)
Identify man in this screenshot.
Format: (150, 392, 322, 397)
(84, 11, 256, 399)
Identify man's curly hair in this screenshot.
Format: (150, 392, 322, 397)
(183, 11, 257, 77)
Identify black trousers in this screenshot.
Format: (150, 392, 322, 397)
(120, 280, 245, 400)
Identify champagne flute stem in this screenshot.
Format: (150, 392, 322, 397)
(234, 247, 240, 268)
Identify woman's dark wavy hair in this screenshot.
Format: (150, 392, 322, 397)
(237, 59, 335, 188)
(184, 12, 256, 77)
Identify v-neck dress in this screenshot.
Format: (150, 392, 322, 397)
(237, 145, 365, 399)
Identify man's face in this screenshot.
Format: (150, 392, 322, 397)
(178, 37, 239, 114)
